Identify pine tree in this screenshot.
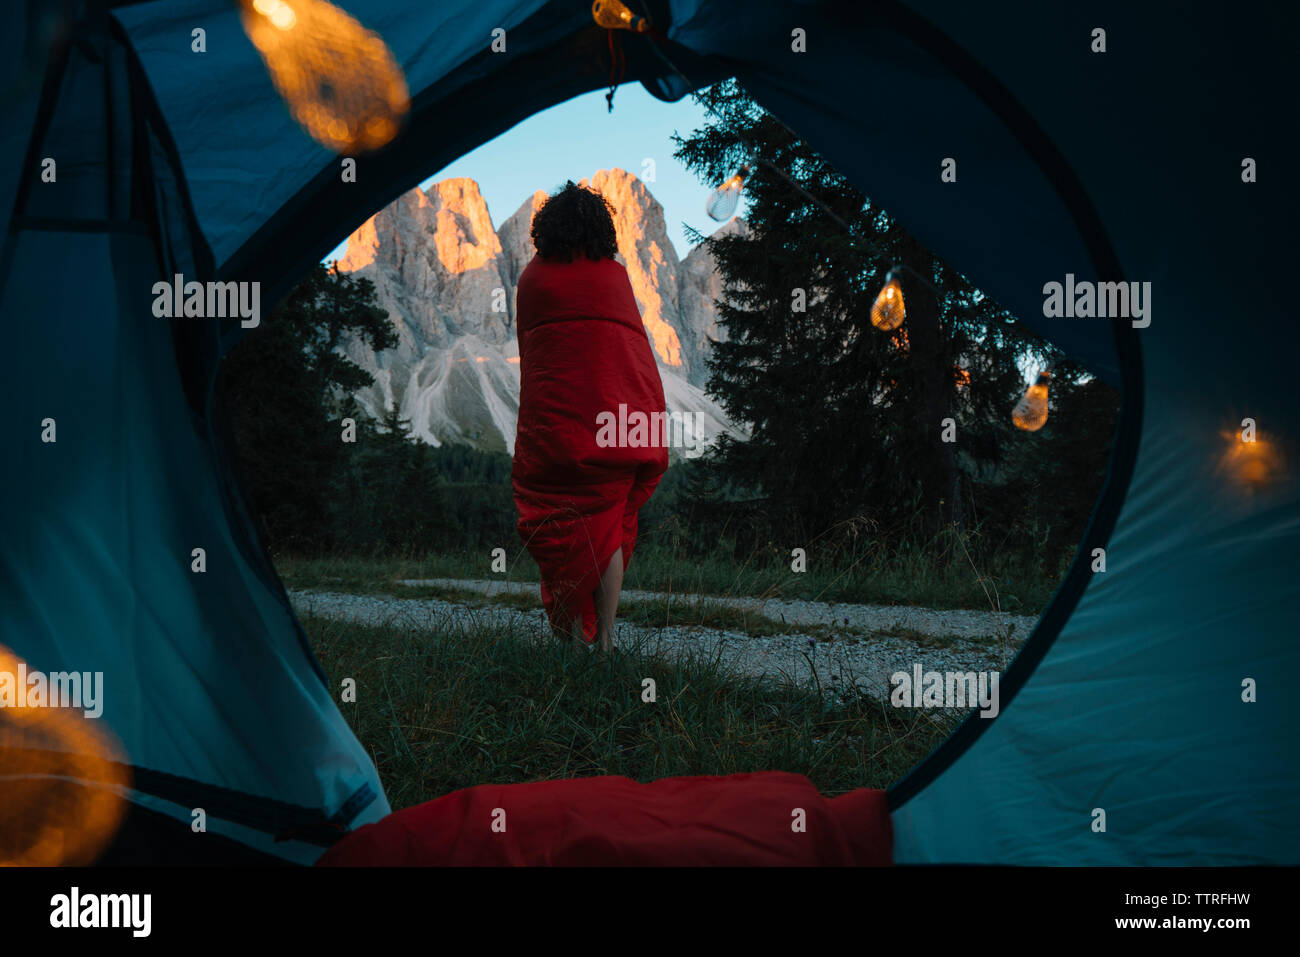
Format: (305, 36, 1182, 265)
(673, 80, 1053, 544)
(219, 262, 397, 553)
(335, 404, 446, 553)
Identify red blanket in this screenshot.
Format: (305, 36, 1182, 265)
(511, 254, 668, 642)
(315, 773, 892, 866)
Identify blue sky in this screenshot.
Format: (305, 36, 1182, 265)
(324, 83, 743, 264)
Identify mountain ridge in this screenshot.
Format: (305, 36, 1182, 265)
(335, 168, 745, 457)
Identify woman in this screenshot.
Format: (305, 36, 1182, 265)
(512, 181, 668, 653)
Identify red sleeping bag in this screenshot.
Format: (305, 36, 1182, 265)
(315, 772, 892, 866)
(511, 253, 669, 643)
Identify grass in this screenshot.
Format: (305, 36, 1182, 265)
(277, 524, 1062, 615)
(304, 608, 962, 811)
(287, 527, 1041, 807)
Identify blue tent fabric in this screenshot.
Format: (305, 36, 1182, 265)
(1, 6, 389, 863)
(113, 0, 563, 270)
(2, 0, 1296, 863)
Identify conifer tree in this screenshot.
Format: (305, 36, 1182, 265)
(673, 80, 1056, 544)
(219, 262, 396, 552)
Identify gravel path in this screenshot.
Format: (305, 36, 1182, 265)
(290, 582, 1031, 706)
(398, 578, 1037, 642)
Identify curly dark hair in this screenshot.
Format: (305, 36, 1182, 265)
(529, 180, 618, 261)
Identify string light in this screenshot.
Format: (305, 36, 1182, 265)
(871, 270, 906, 331)
(706, 165, 749, 221)
(693, 140, 1068, 426)
(1012, 366, 1052, 431)
(592, 0, 651, 31)
(674, 55, 1092, 445)
(0, 644, 130, 865)
(1217, 423, 1283, 491)
(238, 0, 409, 154)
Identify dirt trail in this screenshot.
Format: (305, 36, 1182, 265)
(291, 579, 1033, 704)
(398, 577, 1038, 642)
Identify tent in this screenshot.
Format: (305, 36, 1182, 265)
(2, 0, 1295, 865)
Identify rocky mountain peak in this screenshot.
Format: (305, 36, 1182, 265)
(333, 170, 746, 456)
(579, 168, 684, 370)
(425, 177, 501, 275)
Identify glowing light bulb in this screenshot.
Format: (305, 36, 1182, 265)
(592, 0, 651, 31)
(871, 272, 905, 331)
(0, 644, 130, 865)
(253, 0, 297, 30)
(239, 0, 409, 154)
(1012, 368, 1051, 431)
(706, 165, 749, 221)
(1217, 425, 1283, 491)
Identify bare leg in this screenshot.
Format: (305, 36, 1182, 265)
(593, 547, 624, 653)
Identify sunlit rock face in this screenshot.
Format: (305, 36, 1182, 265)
(336, 169, 745, 457)
(338, 178, 510, 353)
(581, 168, 684, 373)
